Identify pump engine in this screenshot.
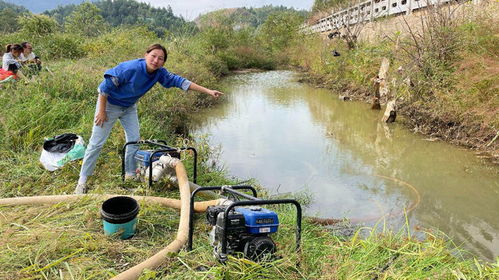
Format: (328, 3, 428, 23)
(188, 185, 301, 264)
(206, 205, 279, 261)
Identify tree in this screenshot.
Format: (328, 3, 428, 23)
(44, 0, 195, 37)
(313, 0, 351, 12)
(43, 4, 77, 24)
(200, 22, 235, 54)
(258, 11, 305, 53)
(0, 8, 21, 33)
(18, 14, 59, 37)
(65, 2, 108, 37)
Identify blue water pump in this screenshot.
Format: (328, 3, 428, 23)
(188, 185, 302, 262)
(121, 140, 198, 187)
(207, 205, 279, 260)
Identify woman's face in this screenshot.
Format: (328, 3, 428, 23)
(23, 44, 32, 55)
(144, 49, 166, 73)
(12, 49, 22, 57)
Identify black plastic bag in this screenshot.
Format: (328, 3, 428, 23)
(43, 133, 78, 153)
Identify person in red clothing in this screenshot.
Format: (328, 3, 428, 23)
(1, 44, 25, 81)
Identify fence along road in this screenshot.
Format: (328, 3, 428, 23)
(303, 0, 476, 34)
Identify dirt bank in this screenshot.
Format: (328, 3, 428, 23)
(297, 71, 498, 164)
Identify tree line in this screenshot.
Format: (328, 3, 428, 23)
(0, 0, 194, 37)
(1, 0, 309, 38)
(43, 0, 195, 37)
(0, 0, 29, 33)
(196, 5, 308, 29)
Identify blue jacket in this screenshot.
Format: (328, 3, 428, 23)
(98, 59, 191, 107)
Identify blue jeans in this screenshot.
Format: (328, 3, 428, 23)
(79, 99, 140, 178)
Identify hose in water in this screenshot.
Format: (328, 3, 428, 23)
(310, 174, 421, 225)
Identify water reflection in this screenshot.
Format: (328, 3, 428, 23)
(191, 71, 499, 261)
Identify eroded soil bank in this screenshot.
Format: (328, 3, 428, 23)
(297, 72, 498, 164)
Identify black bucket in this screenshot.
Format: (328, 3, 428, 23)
(101, 196, 139, 239)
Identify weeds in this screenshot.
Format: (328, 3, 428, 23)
(290, 2, 498, 151)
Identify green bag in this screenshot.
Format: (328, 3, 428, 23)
(57, 142, 86, 167)
(40, 134, 86, 171)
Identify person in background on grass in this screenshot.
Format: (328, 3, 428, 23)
(75, 43, 223, 194)
(1, 44, 26, 80)
(19, 42, 42, 72)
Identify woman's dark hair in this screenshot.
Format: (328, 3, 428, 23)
(146, 44, 167, 61)
(21, 42, 30, 48)
(6, 44, 23, 53)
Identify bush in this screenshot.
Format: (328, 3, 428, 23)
(36, 33, 85, 59)
(18, 14, 59, 37)
(82, 26, 157, 61)
(0, 8, 23, 33)
(258, 11, 305, 54)
(0, 33, 25, 54)
(220, 46, 275, 70)
(0, 32, 84, 60)
(64, 2, 108, 37)
(203, 55, 230, 77)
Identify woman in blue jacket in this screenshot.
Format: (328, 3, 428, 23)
(75, 44, 223, 194)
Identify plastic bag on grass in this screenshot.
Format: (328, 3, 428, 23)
(40, 133, 86, 171)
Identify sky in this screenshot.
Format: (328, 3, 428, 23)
(139, 0, 315, 20)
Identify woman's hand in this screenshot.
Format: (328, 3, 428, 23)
(207, 89, 224, 98)
(188, 82, 224, 98)
(95, 111, 108, 127)
(95, 94, 108, 127)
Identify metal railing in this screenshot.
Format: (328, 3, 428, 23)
(303, 0, 460, 33)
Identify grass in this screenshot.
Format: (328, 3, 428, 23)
(0, 198, 181, 279)
(2, 198, 497, 279)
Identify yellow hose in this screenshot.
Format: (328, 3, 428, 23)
(373, 174, 421, 214)
(0, 195, 221, 213)
(310, 174, 421, 225)
(0, 160, 221, 279)
(350, 174, 421, 223)
(110, 160, 192, 280)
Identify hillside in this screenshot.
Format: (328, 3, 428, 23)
(0, 0, 28, 12)
(0, 0, 29, 33)
(43, 0, 195, 36)
(195, 5, 309, 29)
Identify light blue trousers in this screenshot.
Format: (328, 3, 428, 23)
(79, 99, 140, 178)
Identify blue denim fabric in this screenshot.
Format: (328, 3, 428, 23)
(79, 99, 140, 177)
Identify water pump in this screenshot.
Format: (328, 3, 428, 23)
(206, 205, 279, 261)
(133, 149, 180, 181)
(188, 185, 302, 262)
(121, 140, 198, 187)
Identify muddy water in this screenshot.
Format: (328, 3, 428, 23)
(190, 71, 499, 261)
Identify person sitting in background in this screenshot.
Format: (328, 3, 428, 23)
(19, 42, 42, 73)
(1, 44, 25, 81)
